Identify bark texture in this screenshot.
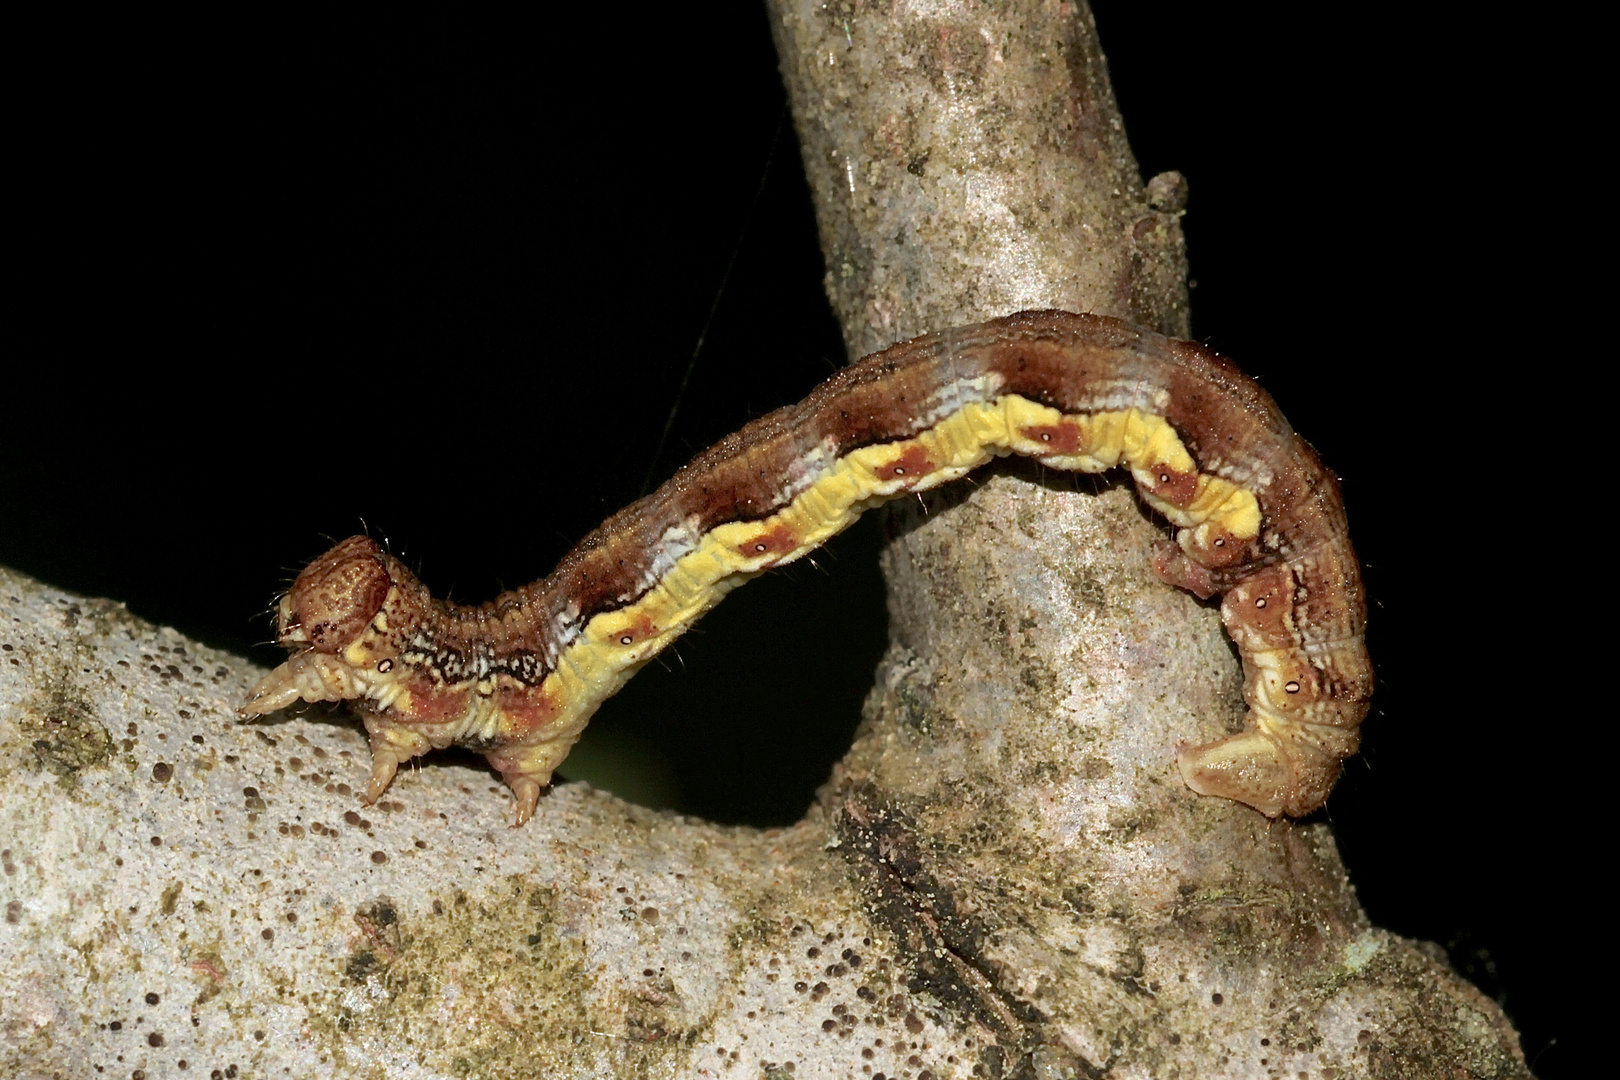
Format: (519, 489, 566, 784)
(0, 3, 1530, 1078)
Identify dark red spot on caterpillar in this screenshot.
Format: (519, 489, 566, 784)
(397, 677, 470, 723)
(494, 684, 567, 738)
(1220, 565, 1298, 651)
(614, 613, 661, 647)
(882, 444, 936, 483)
(745, 523, 799, 561)
(1184, 523, 1252, 570)
(1142, 461, 1198, 505)
(1019, 421, 1082, 454)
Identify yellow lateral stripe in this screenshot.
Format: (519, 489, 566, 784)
(796, 478, 858, 534)
(812, 453, 877, 510)
(1128, 411, 1197, 475)
(1199, 486, 1261, 539)
(940, 402, 1004, 472)
(840, 443, 910, 494)
(1079, 410, 1128, 467)
(549, 394, 1262, 738)
(943, 400, 1007, 457)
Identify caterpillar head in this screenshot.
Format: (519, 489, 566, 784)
(278, 536, 392, 654)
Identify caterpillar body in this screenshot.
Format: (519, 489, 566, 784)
(241, 311, 1372, 827)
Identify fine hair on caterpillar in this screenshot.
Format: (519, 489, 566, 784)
(241, 310, 1372, 827)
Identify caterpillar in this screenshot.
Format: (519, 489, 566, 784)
(241, 310, 1371, 827)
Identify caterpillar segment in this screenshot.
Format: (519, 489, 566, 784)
(240, 310, 1371, 826)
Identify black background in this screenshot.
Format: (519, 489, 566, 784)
(3, 6, 1565, 1072)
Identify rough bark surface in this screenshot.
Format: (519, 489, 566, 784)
(0, 3, 1529, 1078)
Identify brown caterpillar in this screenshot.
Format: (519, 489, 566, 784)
(241, 311, 1371, 826)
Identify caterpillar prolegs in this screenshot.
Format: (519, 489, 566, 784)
(240, 311, 1372, 827)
